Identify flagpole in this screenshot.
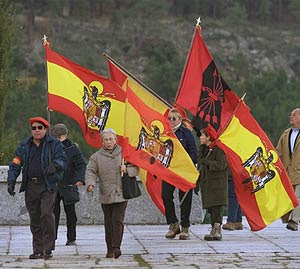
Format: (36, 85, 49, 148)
(174, 18, 202, 104)
(42, 34, 52, 135)
(103, 53, 172, 108)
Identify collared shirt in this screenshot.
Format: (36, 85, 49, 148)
(290, 128, 299, 154)
(27, 140, 44, 179)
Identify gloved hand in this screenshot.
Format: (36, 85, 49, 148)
(7, 181, 15, 196)
(47, 162, 57, 175)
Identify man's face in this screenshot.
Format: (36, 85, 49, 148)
(31, 122, 47, 140)
(102, 132, 116, 150)
(290, 109, 300, 128)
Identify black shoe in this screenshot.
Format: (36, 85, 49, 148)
(43, 251, 53, 260)
(29, 253, 43, 259)
(66, 240, 76, 246)
(114, 248, 121, 259)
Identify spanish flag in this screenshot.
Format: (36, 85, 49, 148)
(45, 43, 125, 148)
(175, 26, 298, 230)
(123, 84, 198, 192)
(106, 55, 191, 214)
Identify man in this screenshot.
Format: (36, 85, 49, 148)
(276, 108, 300, 231)
(51, 123, 86, 246)
(7, 117, 67, 259)
(86, 128, 139, 259)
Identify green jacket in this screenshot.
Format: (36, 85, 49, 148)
(198, 144, 228, 209)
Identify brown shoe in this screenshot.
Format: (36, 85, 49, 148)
(204, 223, 222, 241)
(287, 220, 298, 231)
(165, 223, 180, 239)
(179, 227, 190, 240)
(235, 222, 244, 230)
(222, 222, 235, 231)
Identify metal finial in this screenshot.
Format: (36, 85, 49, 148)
(196, 17, 202, 26)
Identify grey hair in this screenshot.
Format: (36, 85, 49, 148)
(101, 128, 117, 139)
(292, 108, 300, 114)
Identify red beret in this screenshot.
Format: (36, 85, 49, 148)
(29, 117, 50, 128)
(205, 125, 217, 141)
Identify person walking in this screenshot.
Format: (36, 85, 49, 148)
(85, 128, 139, 259)
(51, 123, 86, 246)
(276, 108, 300, 231)
(162, 108, 198, 240)
(198, 127, 228, 241)
(7, 117, 67, 259)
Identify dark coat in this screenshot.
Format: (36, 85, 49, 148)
(7, 134, 67, 192)
(58, 138, 86, 205)
(175, 125, 198, 164)
(198, 144, 228, 209)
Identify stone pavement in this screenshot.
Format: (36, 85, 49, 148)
(1, 219, 300, 268)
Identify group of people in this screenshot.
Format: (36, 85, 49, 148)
(6, 107, 300, 260)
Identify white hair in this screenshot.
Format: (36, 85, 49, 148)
(101, 128, 117, 139)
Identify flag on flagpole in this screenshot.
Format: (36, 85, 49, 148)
(45, 43, 125, 148)
(123, 84, 198, 192)
(175, 26, 298, 231)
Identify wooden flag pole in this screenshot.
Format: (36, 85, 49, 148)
(42, 34, 52, 135)
(103, 53, 172, 108)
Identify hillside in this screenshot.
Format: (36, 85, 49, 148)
(2, 2, 300, 161)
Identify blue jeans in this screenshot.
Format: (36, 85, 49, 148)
(227, 180, 242, 222)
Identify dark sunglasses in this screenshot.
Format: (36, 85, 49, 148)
(168, 116, 177, 121)
(31, 126, 44, 130)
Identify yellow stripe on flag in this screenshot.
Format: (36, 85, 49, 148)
(220, 116, 294, 225)
(47, 62, 125, 136)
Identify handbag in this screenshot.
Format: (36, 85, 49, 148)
(122, 173, 141, 199)
(59, 185, 80, 205)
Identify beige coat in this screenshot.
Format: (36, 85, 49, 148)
(85, 145, 139, 204)
(276, 128, 300, 185)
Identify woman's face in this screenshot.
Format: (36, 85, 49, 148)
(102, 132, 117, 150)
(168, 112, 181, 129)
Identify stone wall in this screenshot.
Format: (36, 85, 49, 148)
(0, 166, 204, 225)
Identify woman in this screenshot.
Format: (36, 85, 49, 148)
(85, 128, 139, 258)
(162, 108, 198, 240)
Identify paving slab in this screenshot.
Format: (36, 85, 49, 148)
(1, 218, 300, 268)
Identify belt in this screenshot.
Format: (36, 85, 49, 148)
(30, 177, 42, 183)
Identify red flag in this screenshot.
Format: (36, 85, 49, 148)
(175, 26, 298, 231)
(45, 44, 125, 148)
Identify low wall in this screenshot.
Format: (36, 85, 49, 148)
(0, 166, 204, 225)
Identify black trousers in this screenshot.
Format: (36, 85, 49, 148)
(101, 202, 127, 253)
(54, 192, 77, 242)
(162, 181, 192, 228)
(208, 206, 223, 225)
(25, 180, 57, 254)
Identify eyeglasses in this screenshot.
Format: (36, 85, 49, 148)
(168, 116, 177, 121)
(31, 126, 44, 130)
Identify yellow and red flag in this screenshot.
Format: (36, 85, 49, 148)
(175, 26, 298, 231)
(123, 84, 198, 192)
(45, 43, 125, 148)
(106, 55, 195, 214)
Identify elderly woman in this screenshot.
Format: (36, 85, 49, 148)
(162, 108, 198, 240)
(85, 128, 139, 259)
